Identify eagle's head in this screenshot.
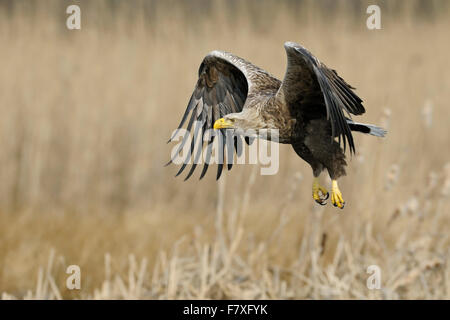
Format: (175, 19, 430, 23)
(213, 109, 265, 133)
(213, 109, 280, 141)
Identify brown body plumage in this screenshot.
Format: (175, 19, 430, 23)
(168, 42, 386, 208)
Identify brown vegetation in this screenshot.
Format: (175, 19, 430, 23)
(0, 0, 449, 299)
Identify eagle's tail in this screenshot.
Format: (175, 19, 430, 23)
(347, 120, 387, 137)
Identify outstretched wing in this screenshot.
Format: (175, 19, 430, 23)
(279, 42, 365, 154)
(167, 50, 278, 180)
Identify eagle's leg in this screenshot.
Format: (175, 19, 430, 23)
(326, 152, 346, 209)
(313, 178, 329, 205)
(312, 164, 328, 205)
(331, 180, 345, 209)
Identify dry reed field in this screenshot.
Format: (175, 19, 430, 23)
(0, 0, 450, 299)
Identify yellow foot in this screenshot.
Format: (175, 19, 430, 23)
(312, 178, 329, 205)
(331, 180, 345, 209)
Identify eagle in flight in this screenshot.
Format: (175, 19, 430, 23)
(167, 42, 386, 209)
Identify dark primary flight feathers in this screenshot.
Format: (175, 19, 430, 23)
(167, 42, 366, 180)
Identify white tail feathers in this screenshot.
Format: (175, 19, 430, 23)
(347, 121, 387, 137)
(363, 123, 387, 137)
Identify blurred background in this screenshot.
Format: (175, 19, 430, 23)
(0, 0, 449, 299)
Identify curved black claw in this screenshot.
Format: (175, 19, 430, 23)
(323, 192, 329, 200)
(333, 202, 345, 209)
(315, 199, 327, 206)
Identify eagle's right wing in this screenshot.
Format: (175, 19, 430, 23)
(167, 51, 278, 180)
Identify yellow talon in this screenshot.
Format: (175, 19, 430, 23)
(331, 180, 345, 209)
(312, 178, 329, 205)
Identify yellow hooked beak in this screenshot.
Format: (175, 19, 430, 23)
(213, 118, 233, 130)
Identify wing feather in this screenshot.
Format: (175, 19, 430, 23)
(167, 51, 275, 180)
(279, 42, 365, 154)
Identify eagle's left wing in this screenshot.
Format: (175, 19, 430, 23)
(278, 42, 365, 154)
